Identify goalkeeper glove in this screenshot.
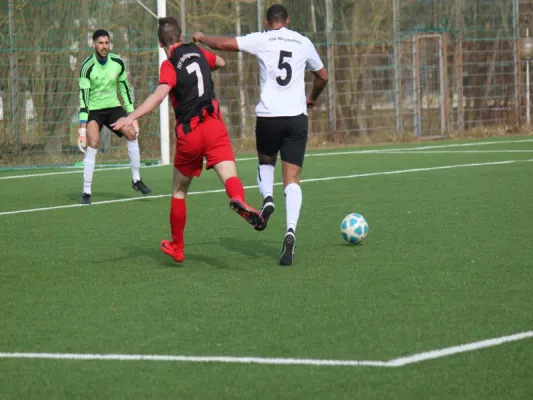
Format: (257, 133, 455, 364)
(77, 127, 87, 153)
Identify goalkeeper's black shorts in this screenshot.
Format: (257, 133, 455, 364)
(88, 106, 128, 136)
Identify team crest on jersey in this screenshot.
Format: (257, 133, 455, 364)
(109, 72, 118, 80)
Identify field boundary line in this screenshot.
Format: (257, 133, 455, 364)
(2, 158, 533, 217)
(387, 150, 533, 154)
(1, 138, 533, 180)
(0, 163, 161, 180)
(0, 330, 531, 368)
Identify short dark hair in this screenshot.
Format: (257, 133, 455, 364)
(266, 4, 288, 24)
(92, 29, 109, 41)
(158, 17, 182, 47)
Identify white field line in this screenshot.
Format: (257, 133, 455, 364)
(0, 352, 386, 367)
(380, 149, 533, 154)
(387, 330, 533, 367)
(0, 163, 162, 180)
(1, 138, 533, 180)
(383, 138, 533, 151)
(2, 158, 533, 217)
(0, 330, 531, 368)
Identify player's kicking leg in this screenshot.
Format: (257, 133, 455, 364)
(80, 120, 101, 205)
(160, 166, 192, 263)
(212, 161, 265, 230)
(203, 116, 264, 230)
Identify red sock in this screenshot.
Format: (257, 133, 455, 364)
(170, 197, 186, 247)
(225, 177, 245, 202)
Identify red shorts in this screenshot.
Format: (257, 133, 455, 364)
(173, 115, 235, 177)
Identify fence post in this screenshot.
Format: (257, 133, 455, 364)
(157, 0, 170, 165)
(236, 1, 246, 139)
(412, 35, 421, 136)
(257, 0, 262, 31)
(310, 0, 317, 34)
(393, 0, 403, 136)
(513, 0, 521, 128)
(8, 0, 19, 152)
(180, 0, 186, 38)
(527, 28, 531, 125)
(440, 33, 450, 136)
(455, 0, 464, 134)
(325, 0, 336, 133)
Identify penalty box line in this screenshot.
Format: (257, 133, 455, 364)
(0, 330, 532, 368)
(1, 158, 533, 217)
(1, 138, 533, 181)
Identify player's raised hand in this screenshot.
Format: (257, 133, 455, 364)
(77, 127, 87, 153)
(192, 32, 205, 43)
(110, 116, 134, 132)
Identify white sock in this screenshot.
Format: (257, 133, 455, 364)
(284, 183, 302, 232)
(257, 164, 275, 199)
(83, 147, 98, 194)
(127, 139, 141, 182)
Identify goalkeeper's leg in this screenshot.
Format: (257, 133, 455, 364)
(117, 123, 151, 195)
(81, 121, 101, 204)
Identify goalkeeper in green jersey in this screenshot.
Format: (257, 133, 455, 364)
(78, 29, 152, 205)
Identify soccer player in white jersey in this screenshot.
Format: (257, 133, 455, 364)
(193, 4, 328, 266)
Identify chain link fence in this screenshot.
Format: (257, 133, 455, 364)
(0, 0, 531, 167)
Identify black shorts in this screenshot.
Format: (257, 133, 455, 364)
(88, 106, 128, 137)
(255, 113, 308, 167)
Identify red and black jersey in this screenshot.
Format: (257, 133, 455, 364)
(159, 43, 218, 126)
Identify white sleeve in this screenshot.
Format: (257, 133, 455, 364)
(305, 40, 324, 71)
(235, 32, 264, 56)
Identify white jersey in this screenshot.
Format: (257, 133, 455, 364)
(236, 27, 324, 117)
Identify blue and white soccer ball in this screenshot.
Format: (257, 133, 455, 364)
(341, 213, 369, 244)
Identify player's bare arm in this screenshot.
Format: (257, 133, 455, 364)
(307, 67, 329, 108)
(193, 32, 240, 52)
(212, 55, 226, 71)
(111, 84, 171, 131)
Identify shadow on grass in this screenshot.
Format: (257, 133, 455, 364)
(117, 243, 242, 271)
(218, 236, 280, 261)
(116, 235, 281, 271)
(65, 191, 133, 202)
(185, 253, 234, 270)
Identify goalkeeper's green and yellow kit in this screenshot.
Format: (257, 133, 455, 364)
(78, 53, 134, 122)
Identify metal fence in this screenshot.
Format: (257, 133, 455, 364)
(0, 0, 532, 167)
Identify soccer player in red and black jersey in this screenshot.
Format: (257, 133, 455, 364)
(112, 17, 264, 263)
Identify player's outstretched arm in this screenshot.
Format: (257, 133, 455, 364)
(111, 84, 171, 131)
(307, 67, 329, 108)
(193, 32, 239, 52)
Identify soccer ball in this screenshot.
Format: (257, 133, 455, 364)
(341, 213, 369, 244)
